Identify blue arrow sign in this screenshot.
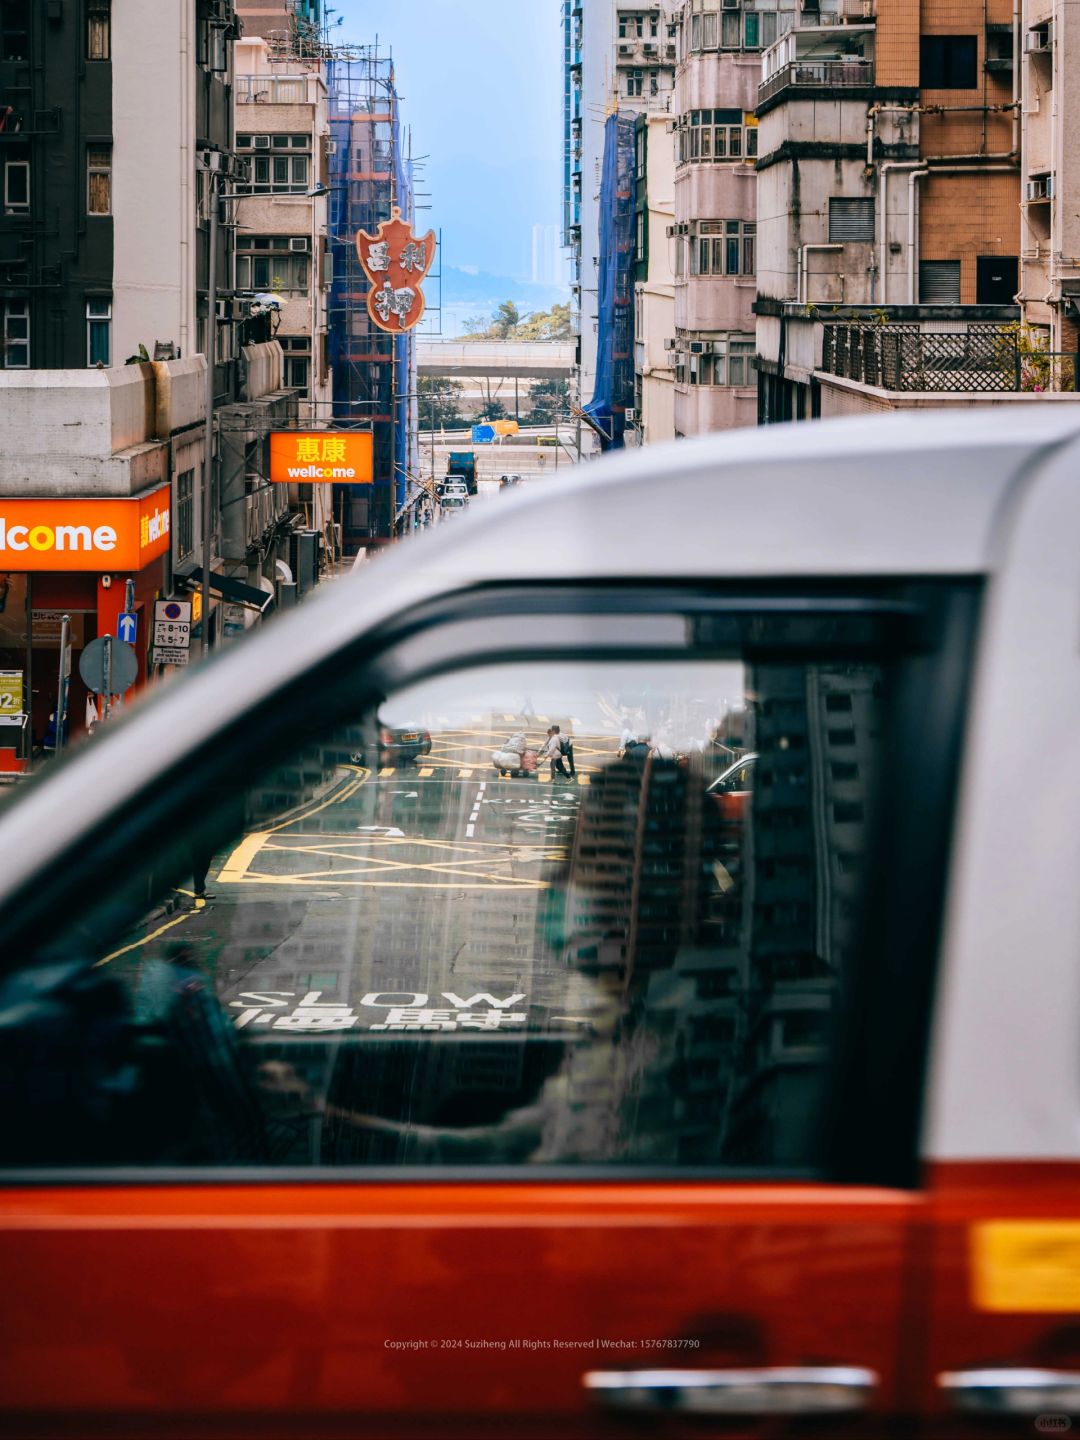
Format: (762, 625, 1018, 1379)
(117, 612, 137, 645)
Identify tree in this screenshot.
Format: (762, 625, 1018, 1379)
(482, 398, 508, 422)
(528, 378, 570, 425)
(418, 375, 468, 431)
(463, 300, 572, 342)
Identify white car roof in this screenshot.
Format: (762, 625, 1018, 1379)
(0, 408, 1076, 900)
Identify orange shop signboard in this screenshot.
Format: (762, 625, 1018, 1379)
(269, 432, 374, 484)
(0, 487, 171, 573)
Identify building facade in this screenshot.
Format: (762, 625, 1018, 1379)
(1018, 0, 1080, 363)
(632, 111, 677, 442)
(754, 0, 1031, 419)
(564, 1, 679, 429)
(669, 0, 762, 436)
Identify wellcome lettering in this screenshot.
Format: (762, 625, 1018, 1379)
(0, 518, 116, 554)
(0, 488, 171, 571)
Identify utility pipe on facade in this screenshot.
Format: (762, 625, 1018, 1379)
(798, 244, 843, 304)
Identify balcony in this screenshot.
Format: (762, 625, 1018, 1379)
(821, 322, 1079, 393)
(759, 26, 875, 105)
(235, 74, 321, 105)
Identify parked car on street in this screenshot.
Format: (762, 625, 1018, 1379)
(1, 409, 1080, 1438)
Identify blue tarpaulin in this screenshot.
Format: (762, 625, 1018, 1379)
(583, 112, 636, 451)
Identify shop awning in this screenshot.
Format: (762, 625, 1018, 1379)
(187, 568, 275, 615)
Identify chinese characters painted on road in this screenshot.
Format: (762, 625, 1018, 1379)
(230, 990, 528, 1033)
(355, 206, 436, 333)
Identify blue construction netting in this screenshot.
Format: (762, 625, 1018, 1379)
(325, 51, 414, 540)
(583, 112, 636, 451)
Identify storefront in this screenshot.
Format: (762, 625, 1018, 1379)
(0, 486, 172, 759)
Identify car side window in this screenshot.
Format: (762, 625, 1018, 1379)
(0, 589, 973, 1176)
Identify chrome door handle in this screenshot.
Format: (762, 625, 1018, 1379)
(583, 1365, 877, 1414)
(940, 1368, 1080, 1414)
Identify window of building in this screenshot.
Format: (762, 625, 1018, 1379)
(679, 110, 758, 164)
(828, 197, 875, 243)
(280, 335, 312, 393)
(86, 297, 111, 367)
(87, 1, 110, 60)
(618, 14, 644, 38)
(0, 0, 29, 61)
(176, 468, 195, 561)
(688, 220, 756, 277)
(3, 156, 28, 213)
(635, 209, 645, 262)
(919, 259, 962, 303)
(684, 334, 757, 386)
(236, 236, 309, 295)
(87, 146, 112, 215)
(626, 68, 643, 97)
(920, 34, 978, 88)
(235, 135, 311, 195)
(1, 298, 28, 368)
(635, 127, 645, 180)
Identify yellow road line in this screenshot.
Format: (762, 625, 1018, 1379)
(417, 766, 434, 777)
(96, 910, 194, 967)
(379, 766, 394, 777)
(223, 875, 551, 890)
(219, 830, 271, 881)
(457, 767, 474, 777)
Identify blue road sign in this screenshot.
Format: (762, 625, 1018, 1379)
(117, 612, 137, 645)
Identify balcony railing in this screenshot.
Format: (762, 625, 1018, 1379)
(236, 75, 319, 105)
(821, 323, 1079, 392)
(759, 57, 874, 103)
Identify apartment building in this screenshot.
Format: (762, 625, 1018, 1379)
(753, 0, 1037, 419)
(233, 24, 332, 414)
(632, 111, 677, 442)
(564, 1, 679, 428)
(667, 0, 764, 436)
(1018, 0, 1080, 366)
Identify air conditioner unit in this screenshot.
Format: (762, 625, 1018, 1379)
(618, 42, 633, 54)
(664, 337, 677, 350)
(253, 135, 271, 149)
(326, 140, 337, 156)
(289, 237, 310, 252)
(689, 340, 705, 353)
(1025, 23, 1052, 50)
(625, 407, 638, 423)
(723, 0, 740, 10)
(1025, 176, 1051, 200)
(643, 41, 657, 52)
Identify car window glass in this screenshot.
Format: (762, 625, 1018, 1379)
(2, 641, 894, 1172)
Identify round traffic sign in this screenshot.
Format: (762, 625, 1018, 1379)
(79, 636, 139, 696)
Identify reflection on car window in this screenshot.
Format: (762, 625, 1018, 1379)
(1, 646, 888, 1172)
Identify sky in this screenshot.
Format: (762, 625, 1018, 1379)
(338, 0, 565, 285)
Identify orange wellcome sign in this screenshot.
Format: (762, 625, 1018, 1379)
(269, 432, 374, 484)
(355, 206, 436, 333)
(0, 486, 171, 573)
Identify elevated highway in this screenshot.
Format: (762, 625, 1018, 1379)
(416, 340, 574, 379)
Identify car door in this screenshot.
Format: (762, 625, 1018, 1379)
(0, 578, 980, 1439)
(913, 422, 1080, 1437)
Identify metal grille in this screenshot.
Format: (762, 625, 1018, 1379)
(820, 323, 1079, 393)
(828, 198, 875, 243)
(918, 261, 961, 304)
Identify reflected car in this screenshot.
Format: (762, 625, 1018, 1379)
(706, 751, 757, 821)
(351, 724, 432, 767)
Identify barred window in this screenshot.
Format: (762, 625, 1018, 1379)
(87, 1, 110, 60)
(684, 335, 757, 387)
(679, 110, 758, 164)
(87, 146, 112, 216)
(236, 236, 309, 295)
(235, 135, 311, 195)
(176, 469, 195, 562)
(688, 221, 755, 277)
